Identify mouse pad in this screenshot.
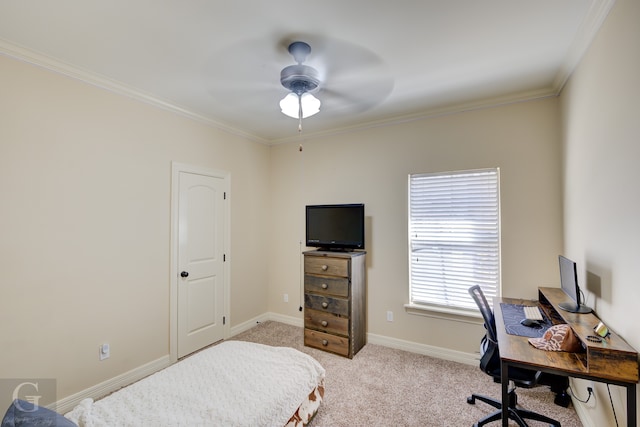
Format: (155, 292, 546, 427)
(500, 303, 552, 338)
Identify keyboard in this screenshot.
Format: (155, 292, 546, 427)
(523, 305, 544, 321)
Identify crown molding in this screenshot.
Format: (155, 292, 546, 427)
(1, 0, 614, 147)
(552, 0, 617, 93)
(272, 1, 617, 145)
(0, 38, 269, 145)
(270, 87, 557, 145)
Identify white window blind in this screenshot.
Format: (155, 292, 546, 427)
(408, 168, 500, 312)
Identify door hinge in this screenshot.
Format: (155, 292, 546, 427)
(224, 192, 226, 200)
(223, 316, 226, 325)
(223, 254, 226, 262)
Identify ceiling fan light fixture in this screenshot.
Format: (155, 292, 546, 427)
(279, 92, 321, 119)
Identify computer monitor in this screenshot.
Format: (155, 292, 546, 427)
(558, 255, 592, 313)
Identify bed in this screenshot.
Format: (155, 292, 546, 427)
(65, 341, 325, 427)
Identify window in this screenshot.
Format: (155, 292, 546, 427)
(408, 168, 500, 314)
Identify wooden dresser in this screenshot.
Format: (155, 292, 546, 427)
(303, 250, 366, 358)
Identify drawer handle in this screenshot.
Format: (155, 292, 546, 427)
(321, 264, 328, 271)
(321, 320, 328, 327)
(321, 339, 329, 346)
(322, 302, 328, 309)
(321, 283, 328, 289)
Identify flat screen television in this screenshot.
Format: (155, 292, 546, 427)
(306, 204, 365, 251)
(558, 255, 592, 313)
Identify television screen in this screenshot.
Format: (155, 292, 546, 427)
(306, 204, 364, 250)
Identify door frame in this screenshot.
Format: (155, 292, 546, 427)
(169, 162, 231, 362)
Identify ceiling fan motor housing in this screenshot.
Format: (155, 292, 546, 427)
(280, 64, 320, 95)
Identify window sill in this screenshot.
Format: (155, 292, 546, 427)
(404, 303, 484, 325)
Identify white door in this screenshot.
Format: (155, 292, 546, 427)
(177, 171, 225, 358)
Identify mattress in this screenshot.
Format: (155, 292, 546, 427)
(65, 341, 325, 427)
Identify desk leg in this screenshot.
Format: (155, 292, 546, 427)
(501, 359, 509, 427)
(628, 383, 636, 427)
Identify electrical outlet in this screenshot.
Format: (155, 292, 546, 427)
(284, 293, 289, 303)
(99, 343, 110, 361)
(386, 311, 393, 322)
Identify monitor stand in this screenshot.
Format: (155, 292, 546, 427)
(558, 302, 592, 314)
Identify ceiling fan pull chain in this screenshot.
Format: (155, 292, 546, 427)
(298, 94, 303, 132)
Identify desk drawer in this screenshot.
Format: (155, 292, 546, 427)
(304, 256, 349, 277)
(305, 294, 349, 316)
(304, 308, 349, 336)
(304, 274, 349, 297)
(304, 328, 349, 357)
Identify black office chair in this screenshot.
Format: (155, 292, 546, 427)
(466, 285, 561, 427)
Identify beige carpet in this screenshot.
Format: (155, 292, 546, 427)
(231, 321, 583, 427)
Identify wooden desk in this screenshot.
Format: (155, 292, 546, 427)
(494, 287, 639, 426)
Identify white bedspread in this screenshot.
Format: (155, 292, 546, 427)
(65, 341, 325, 427)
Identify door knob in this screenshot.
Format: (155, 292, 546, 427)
(180, 271, 189, 278)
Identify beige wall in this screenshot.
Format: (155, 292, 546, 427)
(0, 53, 270, 407)
(268, 97, 564, 353)
(5, 4, 634, 422)
(560, 0, 640, 423)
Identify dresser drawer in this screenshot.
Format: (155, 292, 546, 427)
(304, 328, 349, 357)
(304, 308, 349, 336)
(304, 274, 349, 297)
(304, 256, 349, 277)
(305, 293, 349, 316)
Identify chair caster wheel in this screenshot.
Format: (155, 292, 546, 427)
(467, 396, 475, 404)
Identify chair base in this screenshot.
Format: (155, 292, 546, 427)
(539, 373, 571, 408)
(467, 388, 561, 427)
(554, 391, 571, 408)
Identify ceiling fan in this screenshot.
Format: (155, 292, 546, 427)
(279, 41, 323, 130)
(204, 35, 394, 135)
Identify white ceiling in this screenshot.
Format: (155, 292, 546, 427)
(0, 1, 613, 143)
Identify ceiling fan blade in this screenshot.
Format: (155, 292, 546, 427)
(201, 33, 394, 121)
(317, 63, 393, 115)
(202, 38, 285, 98)
(318, 83, 388, 115)
(306, 37, 394, 113)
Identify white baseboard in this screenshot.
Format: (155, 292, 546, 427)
(366, 332, 480, 366)
(252, 313, 479, 365)
(567, 377, 598, 427)
(56, 315, 593, 427)
(229, 312, 303, 337)
(228, 313, 269, 337)
(56, 314, 296, 414)
(55, 314, 477, 415)
(55, 355, 171, 414)
(572, 398, 594, 427)
(264, 312, 304, 327)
